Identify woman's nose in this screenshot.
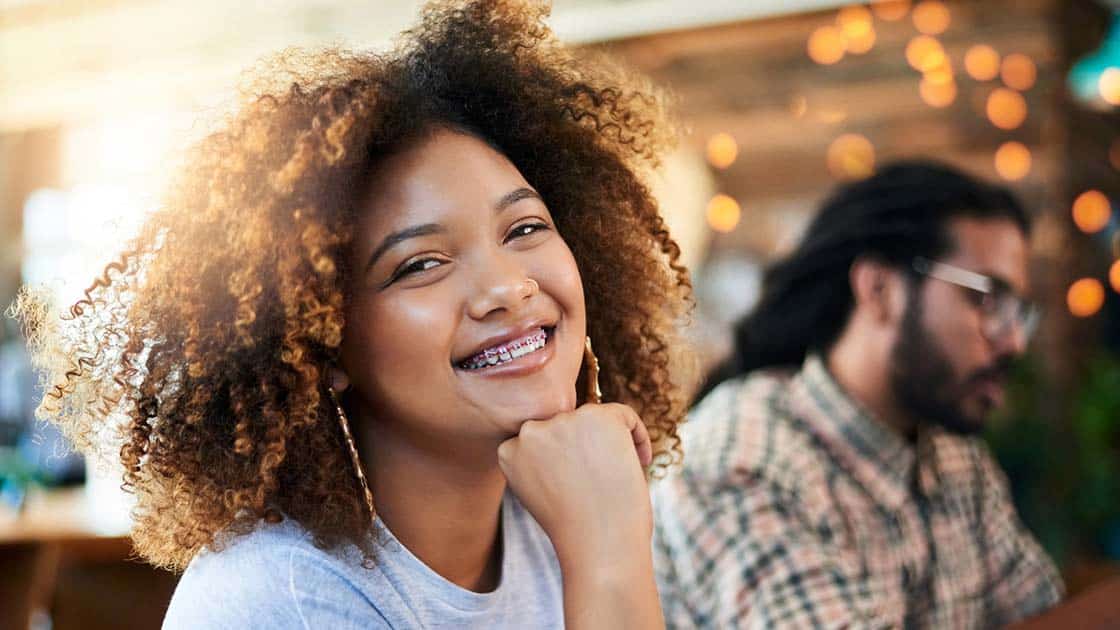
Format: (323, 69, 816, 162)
(465, 254, 538, 321)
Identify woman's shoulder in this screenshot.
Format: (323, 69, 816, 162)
(162, 519, 390, 629)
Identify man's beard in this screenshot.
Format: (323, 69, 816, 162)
(889, 292, 1012, 435)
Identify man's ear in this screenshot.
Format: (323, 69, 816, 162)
(850, 257, 905, 324)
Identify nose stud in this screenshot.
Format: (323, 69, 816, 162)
(520, 278, 539, 299)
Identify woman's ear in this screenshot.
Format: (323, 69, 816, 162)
(328, 365, 351, 393)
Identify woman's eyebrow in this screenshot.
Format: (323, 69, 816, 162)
(495, 187, 542, 212)
(365, 223, 445, 272)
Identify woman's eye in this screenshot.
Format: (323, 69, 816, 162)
(505, 222, 550, 242)
(391, 257, 445, 282)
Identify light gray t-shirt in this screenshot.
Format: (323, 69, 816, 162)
(163, 493, 563, 629)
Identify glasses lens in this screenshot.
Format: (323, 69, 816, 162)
(984, 295, 1038, 341)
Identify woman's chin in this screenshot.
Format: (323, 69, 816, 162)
(487, 388, 577, 435)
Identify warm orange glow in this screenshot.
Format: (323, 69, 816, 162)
(986, 88, 1027, 130)
(1110, 138, 1120, 171)
(906, 36, 946, 73)
(808, 26, 847, 65)
(1068, 278, 1105, 318)
(924, 62, 954, 86)
(1000, 54, 1037, 91)
(790, 95, 808, 118)
(706, 194, 741, 233)
(912, 1, 950, 35)
(1072, 190, 1112, 234)
(837, 5, 873, 39)
(1111, 260, 1120, 294)
(815, 108, 848, 124)
(920, 76, 957, 107)
(964, 45, 1000, 81)
(827, 134, 876, 181)
(994, 141, 1031, 181)
(846, 26, 877, 55)
(871, 0, 910, 21)
(1101, 67, 1120, 105)
(706, 133, 739, 170)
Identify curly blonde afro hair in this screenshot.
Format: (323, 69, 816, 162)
(16, 0, 691, 571)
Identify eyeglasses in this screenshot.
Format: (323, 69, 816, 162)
(912, 257, 1039, 342)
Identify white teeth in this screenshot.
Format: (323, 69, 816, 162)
(459, 329, 549, 370)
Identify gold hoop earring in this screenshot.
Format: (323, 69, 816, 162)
(584, 336, 602, 404)
(328, 387, 376, 523)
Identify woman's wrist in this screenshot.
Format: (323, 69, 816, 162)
(554, 532, 654, 587)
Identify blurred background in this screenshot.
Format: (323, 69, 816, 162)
(1, 0, 1118, 627)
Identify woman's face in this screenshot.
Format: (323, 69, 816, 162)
(340, 128, 586, 451)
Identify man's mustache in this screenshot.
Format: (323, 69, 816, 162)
(965, 356, 1015, 386)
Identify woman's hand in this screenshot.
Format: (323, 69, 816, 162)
(497, 403, 663, 629)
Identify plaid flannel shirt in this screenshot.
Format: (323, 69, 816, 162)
(651, 356, 1063, 629)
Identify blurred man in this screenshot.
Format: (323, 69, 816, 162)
(652, 162, 1066, 628)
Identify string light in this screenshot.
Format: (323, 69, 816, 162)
(912, 1, 951, 35)
(827, 134, 876, 181)
(986, 88, 1028, 130)
(965, 45, 1001, 81)
(706, 133, 739, 170)
(1068, 278, 1105, 318)
(847, 26, 877, 55)
(808, 26, 846, 65)
(706, 194, 741, 233)
(1072, 190, 1112, 234)
(920, 76, 957, 107)
(906, 36, 946, 73)
(1001, 54, 1037, 91)
(871, 0, 910, 21)
(994, 141, 1031, 181)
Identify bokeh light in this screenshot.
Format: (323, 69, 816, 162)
(808, 26, 847, 65)
(994, 141, 1031, 181)
(706, 194, 741, 233)
(837, 5, 873, 39)
(965, 45, 1001, 81)
(1072, 190, 1112, 234)
(986, 88, 1028, 130)
(1068, 278, 1105, 318)
(827, 134, 876, 181)
(1101, 67, 1120, 105)
(1000, 53, 1037, 91)
(924, 58, 954, 85)
(706, 133, 739, 170)
(846, 26, 877, 55)
(871, 0, 910, 21)
(906, 36, 946, 73)
(1111, 260, 1120, 294)
(920, 76, 957, 107)
(912, 1, 951, 35)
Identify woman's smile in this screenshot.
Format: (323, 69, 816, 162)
(455, 325, 554, 371)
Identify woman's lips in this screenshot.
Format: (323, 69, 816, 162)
(457, 327, 549, 370)
(455, 326, 557, 378)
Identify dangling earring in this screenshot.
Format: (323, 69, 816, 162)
(328, 387, 376, 523)
(584, 336, 603, 404)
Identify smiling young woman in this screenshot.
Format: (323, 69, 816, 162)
(15, 0, 690, 628)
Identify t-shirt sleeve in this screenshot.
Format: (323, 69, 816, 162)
(162, 537, 393, 630)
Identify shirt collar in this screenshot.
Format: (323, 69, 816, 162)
(790, 354, 918, 509)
